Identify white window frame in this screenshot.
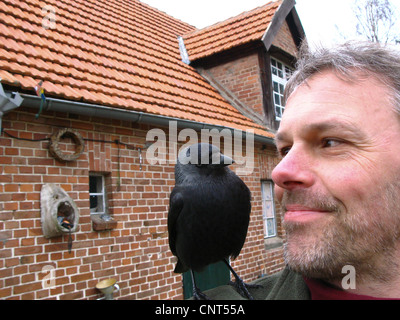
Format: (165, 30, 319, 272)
(271, 58, 293, 121)
(89, 173, 107, 215)
(261, 181, 277, 239)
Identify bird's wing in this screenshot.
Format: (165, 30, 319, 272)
(168, 187, 184, 256)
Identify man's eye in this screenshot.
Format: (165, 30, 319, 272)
(322, 139, 341, 148)
(279, 146, 291, 157)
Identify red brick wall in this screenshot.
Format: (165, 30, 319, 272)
(204, 21, 298, 125)
(206, 52, 264, 118)
(0, 106, 284, 300)
(232, 149, 285, 282)
(272, 20, 298, 58)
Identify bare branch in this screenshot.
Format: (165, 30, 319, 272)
(352, 0, 399, 44)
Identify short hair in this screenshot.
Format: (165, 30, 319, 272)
(284, 41, 400, 114)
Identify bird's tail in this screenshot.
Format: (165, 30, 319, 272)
(174, 260, 188, 273)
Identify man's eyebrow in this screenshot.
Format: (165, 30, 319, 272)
(274, 132, 288, 145)
(274, 120, 366, 145)
(305, 121, 366, 138)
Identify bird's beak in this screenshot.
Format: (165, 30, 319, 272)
(220, 154, 234, 167)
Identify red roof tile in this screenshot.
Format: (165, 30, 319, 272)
(0, 0, 273, 138)
(183, 1, 282, 61)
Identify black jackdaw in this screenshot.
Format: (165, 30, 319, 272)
(168, 143, 254, 299)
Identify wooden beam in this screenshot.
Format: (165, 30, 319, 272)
(258, 47, 280, 132)
(286, 7, 306, 48)
(262, 0, 296, 51)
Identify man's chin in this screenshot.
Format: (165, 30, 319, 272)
(283, 236, 345, 281)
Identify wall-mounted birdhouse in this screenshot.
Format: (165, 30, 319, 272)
(40, 184, 79, 238)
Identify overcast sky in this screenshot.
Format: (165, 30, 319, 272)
(140, 0, 400, 47)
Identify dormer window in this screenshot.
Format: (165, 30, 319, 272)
(271, 58, 293, 121)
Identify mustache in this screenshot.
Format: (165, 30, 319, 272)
(281, 190, 342, 213)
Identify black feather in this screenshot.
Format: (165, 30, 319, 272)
(168, 143, 251, 274)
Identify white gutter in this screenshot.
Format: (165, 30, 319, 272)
(19, 93, 275, 145)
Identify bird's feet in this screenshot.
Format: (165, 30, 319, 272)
(223, 259, 262, 300)
(190, 270, 211, 300)
(193, 286, 211, 300)
(229, 280, 262, 300)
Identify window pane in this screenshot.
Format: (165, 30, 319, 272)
(90, 195, 98, 210)
(271, 58, 293, 121)
(262, 181, 277, 238)
(274, 93, 280, 105)
(267, 218, 276, 237)
(89, 176, 103, 193)
(264, 201, 274, 218)
(90, 195, 104, 213)
(285, 66, 292, 80)
(276, 107, 282, 118)
(89, 176, 98, 193)
(96, 177, 103, 192)
(263, 185, 272, 200)
(273, 81, 279, 93)
(89, 175, 106, 215)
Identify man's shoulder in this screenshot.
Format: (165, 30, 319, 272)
(202, 267, 310, 300)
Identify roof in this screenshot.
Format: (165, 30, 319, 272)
(0, 0, 274, 138)
(183, 1, 282, 61)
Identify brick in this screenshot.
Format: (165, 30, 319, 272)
(0, 194, 12, 201)
(59, 291, 84, 300)
(42, 175, 68, 183)
(3, 202, 18, 211)
(0, 175, 12, 183)
(27, 158, 54, 166)
(14, 246, 42, 256)
(19, 184, 33, 192)
(57, 255, 80, 268)
(13, 282, 43, 295)
(13, 175, 42, 183)
(0, 249, 12, 259)
(71, 272, 93, 283)
(0, 157, 12, 164)
(21, 238, 35, 246)
(0, 287, 12, 299)
(5, 147, 19, 155)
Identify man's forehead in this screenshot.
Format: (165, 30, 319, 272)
(276, 70, 395, 144)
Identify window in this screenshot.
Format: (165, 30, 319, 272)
(261, 181, 277, 238)
(271, 58, 293, 121)
(89, 174, 107, 215)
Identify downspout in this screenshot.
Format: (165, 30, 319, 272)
(0, 82, 24, 133)
(18, 93, 275, 145)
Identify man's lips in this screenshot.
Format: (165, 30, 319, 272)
(284, 205, 331, 223)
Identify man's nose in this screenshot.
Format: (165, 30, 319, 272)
(271, 145, 315, 192)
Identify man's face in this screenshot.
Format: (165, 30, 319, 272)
(272, 70, 400, 281)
